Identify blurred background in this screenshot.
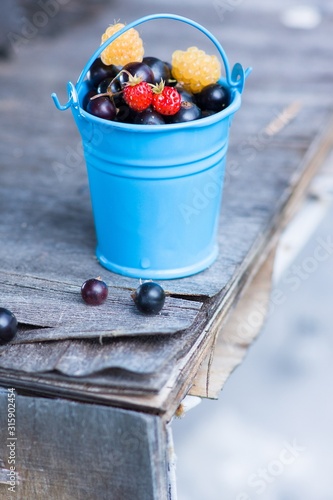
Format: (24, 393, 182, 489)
(172, 153, 333, 500)
(1, 1, 332, 499)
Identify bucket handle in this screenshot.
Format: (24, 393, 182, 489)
(52, 13, 252, 111)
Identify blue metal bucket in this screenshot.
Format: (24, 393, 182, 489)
(52, 13, 251, 279)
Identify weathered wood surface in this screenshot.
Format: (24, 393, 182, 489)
(190, 245, 277, 399)
(0, 1, 333, 413)
(0, 389, 169, 500)
(1, 271, 202, 342)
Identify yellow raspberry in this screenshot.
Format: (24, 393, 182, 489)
(100, 23, 144, 66)
(171, 46, 221, 93)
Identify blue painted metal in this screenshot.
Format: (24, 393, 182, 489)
(52, 14, 251, 279)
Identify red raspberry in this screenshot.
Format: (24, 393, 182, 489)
(152, 82, 181, 116)
(123, 80, 153, 112)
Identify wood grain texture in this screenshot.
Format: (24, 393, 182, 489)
(0, 389, 169, 500)
(190, 246, 277, 398)
(0, 272, 202, 342)
(0, 2, 333, 412)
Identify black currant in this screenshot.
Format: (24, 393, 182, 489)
(134, 107, 165, 125)
(86, 95, 117, 120)
(132, 282, 165, 314)
(195, 83, 230, 112)
(115, 104, 137, 123)
(86, 58, 121, 88)
(0, 308, 18, 343)
(96, 77, 124, 106)
(164, 61, 177, 86)
(168, 101, 202, 123)
(201, 109, 217, 118)
(176, 86, 195, 103)
(142, 56, 171, 84)
(118, 62, 155, 86)
(97, 77, 122, 95)
(82, 89, 97, 111)
(81, 278, 108, 306)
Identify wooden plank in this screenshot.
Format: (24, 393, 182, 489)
(189, 246, 276, 398)
(0, 272, 202, 341)
(0, 117, 332, 408)
(0, 112, 330, 415)
(0, 388, 169, 500)
(0, 336, 178, 380)
(1, 5, 332, 499)
(0, 1, 333, 413)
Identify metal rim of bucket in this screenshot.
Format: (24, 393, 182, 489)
(52, 13, 252, 119)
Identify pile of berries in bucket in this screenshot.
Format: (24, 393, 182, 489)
(83, 22, 230, 125)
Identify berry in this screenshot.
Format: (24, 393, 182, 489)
(82, 89, 97, 111)
(143, 56, 171, 84)
(134, 107, 165, 125)
(168, 101, 202, 123)
(86, 94, 117, 120)
(81, 278, 108, 306)
(100, 23, 144, 66)
(96, 77, 124, 106)
(97, 77, 121, 95)
(132, 282, 165, 314)
(0, 307, 18, 343)
(171, 46, 221, 93)
(164, 61, 177, 86)
(152, 81, 181, 116)
(123, 76, 153, 112)
(119, 62, 154, 86)
(114, 103, 136, 123)
(86, 58, 121, 88)
(195, 83, 230, 112)
(201, 109, 216, 118)
(176, 86, 195, 103)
